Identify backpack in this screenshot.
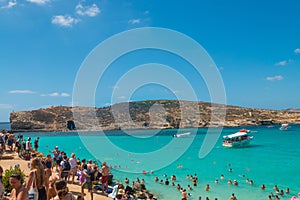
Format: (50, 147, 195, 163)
(88, 169, 95, 182)
(57, 154, 63, 163)
(62, 160, 71, 171)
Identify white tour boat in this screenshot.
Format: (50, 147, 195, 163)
(222, 131, 253, 148)
(279, 123, 289, 131)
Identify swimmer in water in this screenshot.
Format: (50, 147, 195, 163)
(260, 184, 266, 190)
(205, 184, 210, 191)
(220, 174, 224, 180)
(233, 180, 238, 186)
(286, 187, 290, 194)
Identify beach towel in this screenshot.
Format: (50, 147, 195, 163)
(108, 184, 118, 199)
(95, 185, 113, 193)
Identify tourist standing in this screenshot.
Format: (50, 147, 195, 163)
(34, 137, 39, 152)
(25, 138, 32, 160)
(68, 153, 77, 184)
(15, 135, 22, 156)
(60, 155, 71, 181)
(26, 158, 47, 200)
(44, 154, 53, 174)
(52, 146, 60, 172)
(44, 154, 53, 198)
(0, 131, 6, 153)
(81, 164, 93, 200)
(7, 132, 15, 151)
(47, 176, 57, 200)
(9, 173, 28, 200)
(100, 162, 109, 193)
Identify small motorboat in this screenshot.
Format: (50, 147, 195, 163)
(173, 132, 191, 138)
(279, 123, 289, 131)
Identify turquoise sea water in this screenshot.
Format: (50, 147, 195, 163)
(20, 125, 300, 200)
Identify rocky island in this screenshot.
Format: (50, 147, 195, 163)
(9, 100, 300, 132)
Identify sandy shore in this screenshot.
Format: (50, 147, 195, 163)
(0, 151, 111, 200)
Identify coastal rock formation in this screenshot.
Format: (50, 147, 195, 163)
(9, 100, 300, 132)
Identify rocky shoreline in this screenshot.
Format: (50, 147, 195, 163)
(9, 100, 300, 132)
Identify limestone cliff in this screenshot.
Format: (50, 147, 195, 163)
(9, 100, 300, 132)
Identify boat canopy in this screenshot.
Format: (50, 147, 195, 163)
(223, 131, 248, 139)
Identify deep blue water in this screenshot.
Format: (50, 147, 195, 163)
(0, 122, 10, 130)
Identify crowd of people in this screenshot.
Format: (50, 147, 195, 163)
(108, 178, 156, 200)
(0, 157, 77, 200)
(47, 145, 114, 199)
(0, 131, 113, 200)
(0, 130, 40, 159)
(150, 169, 294, 200)
(0, 131, 158, 200)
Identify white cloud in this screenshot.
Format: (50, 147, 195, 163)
(1, 0, 17, 9)
(51, 15, 79, 27)
(26, 0, 49, 5)
(49, 92, 59, 97)
(0, 104, 13, 109)
(61, 93, 70, 97)
(275, 60, 287, 66)
(76, 3, 100, 17)
(294, 48, 300, 54)
(128, 19, 140, 24)
(9, 90, 36, 94)
(275, 59, 294, 66)
(266, 75, 283, 81)
(41, 92, 70, 97)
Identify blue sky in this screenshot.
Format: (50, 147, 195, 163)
(0, 0, 300, 122)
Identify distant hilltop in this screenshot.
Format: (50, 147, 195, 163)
(9, 100, 300, 132)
